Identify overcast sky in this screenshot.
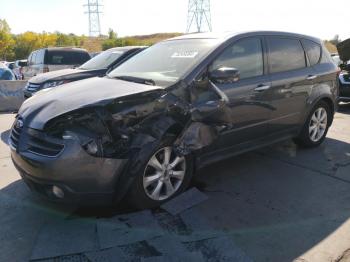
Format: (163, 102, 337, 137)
(0, 0, 348, 40)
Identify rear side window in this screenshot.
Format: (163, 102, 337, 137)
(212, 37, 264, 79)
(45, 51, 90, 65)
(302, 39, 321, 66)
(267, 37, 306, 73)
(35, 50, 45, 65)
(27, 53, 33, 65)
(31, 52, 37, 65)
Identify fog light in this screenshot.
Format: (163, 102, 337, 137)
(52, 186, 64, 199)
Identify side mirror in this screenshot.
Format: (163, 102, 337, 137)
(209, 67, 240, 84)
(18, 60, 28, 67)
(8, 64, 14, 70)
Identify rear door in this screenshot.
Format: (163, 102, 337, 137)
(266, 36, 314, 134)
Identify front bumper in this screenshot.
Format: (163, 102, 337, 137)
(10, 127, 128, 206)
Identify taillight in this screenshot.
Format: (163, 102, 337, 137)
(43, 66, 49, 73)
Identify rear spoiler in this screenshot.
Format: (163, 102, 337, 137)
(337, 39, 350, 62)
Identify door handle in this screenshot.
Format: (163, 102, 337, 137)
(254, 84, 271, 92)
(306, 75, 318, 80)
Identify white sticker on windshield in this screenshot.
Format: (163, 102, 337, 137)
(171, 51, 199, 58)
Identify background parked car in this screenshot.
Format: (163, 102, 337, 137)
(22, 47, 91, 80)
(0, 63, 16, 80)
(11, 60, 27, 80)
(23, 46, 147, 98)
(337, 39, 350, 102)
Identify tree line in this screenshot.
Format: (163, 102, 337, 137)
(1, 18, 340, 61)
(0, 19, 182, 61)
(0, 19, 91, 60)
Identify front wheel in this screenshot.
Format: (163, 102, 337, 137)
(126, 138, 194, 209)
(294, 101, 331, 148)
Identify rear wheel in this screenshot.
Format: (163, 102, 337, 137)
(295, 101, 331, 148)
(127, 137, 193, 209)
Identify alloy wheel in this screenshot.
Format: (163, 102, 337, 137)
(309, 107, 328, 142)
(143, 146, 186, 201)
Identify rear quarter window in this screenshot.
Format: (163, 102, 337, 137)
(302, 39, 321, 66)
(45, 51, 91, 65)
(267, 37, 306, 74)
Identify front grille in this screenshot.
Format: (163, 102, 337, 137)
(27, 135, 64, 157)
(10, 121, 22, 149)
(10, 119, 64, 157)
(25, 82, 41, 92)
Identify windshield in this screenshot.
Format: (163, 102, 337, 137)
(108, 39, 219, 87)
(80, 49, 125, 70)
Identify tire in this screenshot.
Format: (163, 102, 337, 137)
(126, 136, 194, 210)
(294, 100, 331, 148)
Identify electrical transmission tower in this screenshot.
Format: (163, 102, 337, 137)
(84, 0, 102, 37)
(186, 0, 212, 33)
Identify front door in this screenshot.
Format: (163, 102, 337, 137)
(196, 37, 273, 157)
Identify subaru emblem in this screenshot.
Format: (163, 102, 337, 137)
(16, 119, 24, 129)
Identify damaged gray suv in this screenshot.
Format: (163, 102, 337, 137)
(10, 31, 338, 209)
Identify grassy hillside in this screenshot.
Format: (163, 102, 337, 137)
(83, 32, 184, 52)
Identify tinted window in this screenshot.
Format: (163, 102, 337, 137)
(268, 37, 306, 73)
(212, 37, 263, 79)
(302, 39, 321, 66)
(45, 50, 90, 65)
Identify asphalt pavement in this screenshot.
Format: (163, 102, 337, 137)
(1, 104, 350, 262)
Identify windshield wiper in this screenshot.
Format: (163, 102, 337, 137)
(114, 75, 156, 86)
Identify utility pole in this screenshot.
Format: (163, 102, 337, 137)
(84, 0, 102, 37)
(186, 0, 212, 33)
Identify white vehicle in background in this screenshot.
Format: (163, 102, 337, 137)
(22, 47, 91, 80)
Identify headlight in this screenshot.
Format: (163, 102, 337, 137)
(42, 80, 68, 89)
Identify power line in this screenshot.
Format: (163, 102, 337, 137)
(186, 0, 212, 33)
(84, 0, 102, 37)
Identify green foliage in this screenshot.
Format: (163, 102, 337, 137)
(0, 19, 15, 60)
(108, 28, 117, 39)
(0, 19, 183, 60)
(101, 32, 183, 50)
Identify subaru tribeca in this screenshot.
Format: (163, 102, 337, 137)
(10, 31, 338, 209)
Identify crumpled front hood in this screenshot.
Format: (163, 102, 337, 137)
(29, 68, 105, 84)
(19, 77, 163, 130)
